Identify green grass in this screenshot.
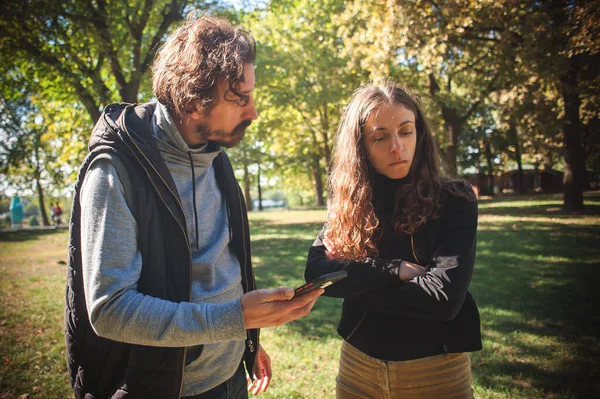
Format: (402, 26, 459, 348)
(1, 192, 599, 398)
(0, 230, 73, 399)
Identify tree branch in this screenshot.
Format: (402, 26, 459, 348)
(86, 0, 127, 96)
(429, 73, 440, 99)
(119, 0, 135, 35)
(461, 72, 500, 122)
(140, 0, 188, 75)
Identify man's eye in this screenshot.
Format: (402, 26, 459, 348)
(236, 96, 249, 107)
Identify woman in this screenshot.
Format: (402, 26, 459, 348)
(305, 84, 481, 398)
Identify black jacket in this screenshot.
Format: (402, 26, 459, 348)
(305, 177, 482, 361)
(65, 103, 258, 399)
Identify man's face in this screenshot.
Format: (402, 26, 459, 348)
(195, 63, 258, 148)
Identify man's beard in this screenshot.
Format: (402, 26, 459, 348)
(196, 119, 252, 148)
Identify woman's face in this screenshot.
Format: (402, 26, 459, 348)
(362, 103, 417, 180)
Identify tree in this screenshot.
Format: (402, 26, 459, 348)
(247, 0, 366, 206)
(0, 0, 199, 124)
(0, 1, 224, 198)
(497, 0, 599, 210)
(339, 0, 517, 175)
(462, 106, 507, 195)
(228, 131, 269, 212)
(538, 0, 595, 210)
(0, 89, 55, 226)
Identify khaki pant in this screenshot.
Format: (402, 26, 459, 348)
(336, 341, 474, 399)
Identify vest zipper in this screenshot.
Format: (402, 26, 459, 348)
(119, 108, 192, 398)
(246, 338, 255, 353)
(237, 186, 256, 353)
(187, 151, 200, 250)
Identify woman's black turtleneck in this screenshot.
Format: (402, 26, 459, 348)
(371, 173, 414, 261)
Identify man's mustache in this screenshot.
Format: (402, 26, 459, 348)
(237, 119, 252, 131)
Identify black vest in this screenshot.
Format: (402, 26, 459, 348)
(65, 103, 258, 399)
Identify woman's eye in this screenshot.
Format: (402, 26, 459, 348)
(400, 130, 414, 136)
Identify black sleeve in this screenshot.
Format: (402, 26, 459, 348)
(305, 226, 400, 298)
(355, 189, 478, 321)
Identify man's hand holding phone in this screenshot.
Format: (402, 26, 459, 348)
(241, 287, 323, 329)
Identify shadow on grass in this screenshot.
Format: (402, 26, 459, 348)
(479, 204, 600, 218)
(474, 356, 599, 399)
(478, 191, 600, 218)
(0, 227, 67, 242)
(471, 219, 600, 397)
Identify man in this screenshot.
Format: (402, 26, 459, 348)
(65, 14, 323, 399)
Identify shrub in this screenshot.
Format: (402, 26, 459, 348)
(29, 216, 40, 226)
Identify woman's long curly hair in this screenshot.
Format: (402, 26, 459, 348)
(325, 83, 466, 261)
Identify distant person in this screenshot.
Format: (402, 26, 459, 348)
(52, 202, 62, 226)
(65, 13, 323, 399)
(305, 84, 481, 398)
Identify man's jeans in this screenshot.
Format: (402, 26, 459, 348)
(183, 362, 248, 399)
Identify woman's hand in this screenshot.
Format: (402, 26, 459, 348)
(247, 345, 271, 395)
(399, 261, 427, 281)
(323, 238, 339, 261)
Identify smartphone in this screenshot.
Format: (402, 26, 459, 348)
(294, 271, 348, 297)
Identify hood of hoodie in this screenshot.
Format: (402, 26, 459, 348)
(152, 101, 221, 167)
(87, 102, 187, 227)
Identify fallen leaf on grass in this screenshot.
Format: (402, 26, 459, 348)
(514, 379, 532, 388)
(474, 361, 485, 368)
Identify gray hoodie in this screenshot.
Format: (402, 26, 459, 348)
(80, 102, 246, 396)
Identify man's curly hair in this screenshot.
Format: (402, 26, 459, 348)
(152, 13, 256, 115)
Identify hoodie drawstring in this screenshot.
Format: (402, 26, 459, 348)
(187, 151, 200, 249)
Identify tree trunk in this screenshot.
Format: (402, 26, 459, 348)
(243, 163, 253, 212)
(35, 177, 50, 226)
(485, 141, 495, 195)
(311, 156, 325, 207)
(443, 114, 460, 176)
(257, 163, 263, 211)
(429, 74, 460, 175)
(560, 58, 585, 211)
(33, 145, 50, 226)
(508, 119, 525, 194)
(122, 80, 140, 103)
(438, 101, 461, 176)
(320, 105, 332, 174)
(79, 91, 102, 124)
